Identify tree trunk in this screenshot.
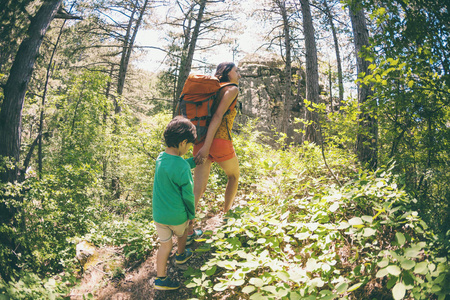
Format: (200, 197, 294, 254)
(116, 0, 150, 106)
(323, 0, 344, 107)
(349, 2, 378, 169)
(300, 0, 320, 143)
(0, 0, 62, 184)
(276, 0, 293, 138)
(39, 14, 68, 179)
(328, 62, 333, 112)
(0, 0, 62, 282)
(174, 0, 207, 113)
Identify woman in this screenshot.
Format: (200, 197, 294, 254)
(188, 62, 241, 243)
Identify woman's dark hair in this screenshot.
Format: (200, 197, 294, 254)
(214, 62, 236, 82)
(164, 116, 197, 147)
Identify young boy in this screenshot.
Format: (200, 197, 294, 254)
(153, 116, 197, 290)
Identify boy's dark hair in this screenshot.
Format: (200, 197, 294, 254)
(164, 116, 197, 147)
(215, 62, 236, 82)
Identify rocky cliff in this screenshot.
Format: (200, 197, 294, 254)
(235, 56, 305, 146)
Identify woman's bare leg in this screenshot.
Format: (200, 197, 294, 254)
(189, 160, 212, 234)
(217, 156, 240, 213)
(194, 159, 212, 209)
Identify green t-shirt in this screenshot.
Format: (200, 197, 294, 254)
(152, 152, 196, 225)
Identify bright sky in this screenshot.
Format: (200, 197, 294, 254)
(134, 1, 265, 73)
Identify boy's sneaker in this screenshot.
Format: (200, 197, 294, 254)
(175, 249, 193, 264)
(154, 277, 180, 290)
(186, 229, 203, 245)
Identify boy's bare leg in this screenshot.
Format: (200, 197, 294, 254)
(190, 160, 212, 234)
(177, 227, 189, 254)
(217, 156, 240, 213)
(156, 239, 173, 277)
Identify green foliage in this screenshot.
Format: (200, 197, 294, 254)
(185, 133, 450, 299)
(0, 269, 77, 300)
(359, 1, 450, 234)
(80, 218, 157, 264)
(321, 100, 359, 150)
(1, 69, 169, 293)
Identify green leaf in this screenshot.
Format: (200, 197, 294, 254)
(276, 271, 290, 281)
(242, 285, 256, 294)
(195, 243, 212, 252)
(338, 222, 350, 229)
(348, 217, 363, 226)
(295, 232, 310, 240)
(414, 261, 428, 275)
(378, 258, 390, 268)
(347, 282, 363, 292)
(230, 279, 245, 286)
(392, 282, 406, 300)
(431, 285, 441, 293)
(376, 267, 389, 278)
(249, 277, 264, 288)
(213, 282, 228, 292)
(205, 265, 217, 276)
(336, 282, 348, 294)
(361, 215, 373, 223)
(404, 245, 421, 258)
(250, 292, 267, 300)
(306, 258, 318, 272)
(329, 203, 339, 212)
(395, 232, 406, 246)
(400, 259, 415, 270)
(387, 265, 402, 276)
(387, 276, 398, 289)
(363, 227, 377, 237)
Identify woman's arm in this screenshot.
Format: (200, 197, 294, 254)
(194, 85, 238, 164)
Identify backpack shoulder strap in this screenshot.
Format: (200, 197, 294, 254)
(219, 82, 238, 89)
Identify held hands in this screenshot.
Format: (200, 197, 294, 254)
(194, 146, 209, 165)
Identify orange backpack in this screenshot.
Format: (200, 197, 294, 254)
(176, 74, 237, 144)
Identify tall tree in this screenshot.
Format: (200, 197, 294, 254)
(0, 0, 63, 184)
(0, 0, 63, 281)
(274, 0, 293, 137)
(300, 0, 320, 143)
(116, 0, 151, 112)
(174, 0, 207, 112)
(160, 0, 237, 112)
(348, 1, 378, 169)
(0, 0, 34, 73)
(359, 0, 449, 232)
(321, 0, 344, 106)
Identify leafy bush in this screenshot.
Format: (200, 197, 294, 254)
(0, 270, 77, 300)
(0, 70, 169, 294)
(185, 142, 450, 300)
(81, 218, 157, 264)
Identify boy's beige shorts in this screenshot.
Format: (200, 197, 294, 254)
(155, 220, 189, 243)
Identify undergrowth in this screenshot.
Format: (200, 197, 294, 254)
(183, 121, 450, 300)
(1, 114, 449, 300)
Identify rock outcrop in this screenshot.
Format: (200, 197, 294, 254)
(235, 55, 305, 145)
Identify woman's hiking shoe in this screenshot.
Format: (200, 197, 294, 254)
(176, 249, 193, 264)
(154, 277, 180, 290)
(186, 229, 203, 245)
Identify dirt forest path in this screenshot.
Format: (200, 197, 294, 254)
(70, 211, 228, 300)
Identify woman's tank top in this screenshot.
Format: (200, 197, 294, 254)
(214, 106, 237, 140)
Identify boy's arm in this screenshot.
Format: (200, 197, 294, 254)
(179, 169, 196, 220)
(185, 157, 196, 169)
